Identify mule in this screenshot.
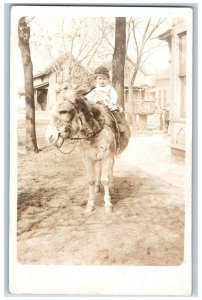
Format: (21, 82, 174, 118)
(45, 89, 130, 213)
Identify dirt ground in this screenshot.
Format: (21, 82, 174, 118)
(17, 117, 185, 265)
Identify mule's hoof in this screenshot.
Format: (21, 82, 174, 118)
(95, 185, 101, 193)
(85, 205, 94, 213)
(105, 205, 113, 213)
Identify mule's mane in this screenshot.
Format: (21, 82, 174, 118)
(75, 97, 103, 124)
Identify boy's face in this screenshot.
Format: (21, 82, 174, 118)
(96, 75, 108, 87)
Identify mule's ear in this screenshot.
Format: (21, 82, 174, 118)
(76, 90, 86, 98)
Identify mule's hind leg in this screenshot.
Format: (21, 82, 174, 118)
(84, 159, 96, 213)
(101, 157, 113, 213)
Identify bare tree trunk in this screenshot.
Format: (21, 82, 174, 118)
(112, 17, 126, 109)
(18, 17, 38, 153)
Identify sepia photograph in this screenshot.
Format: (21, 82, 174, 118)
(9, 4, 193, 295)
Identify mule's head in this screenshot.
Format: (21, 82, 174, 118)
(45, 90, 81, 147)
(46, 86, 106, 148)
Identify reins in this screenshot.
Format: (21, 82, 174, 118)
(55, 139, 79, 155)
(55, 123, 105, 155)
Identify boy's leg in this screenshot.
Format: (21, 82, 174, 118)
(111, 110, 126, 132)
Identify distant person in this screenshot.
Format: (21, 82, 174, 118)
(160, 106, 170, 133)
(85, 66, 126, 132)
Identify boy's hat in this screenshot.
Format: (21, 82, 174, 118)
(94, 66, 110, 78)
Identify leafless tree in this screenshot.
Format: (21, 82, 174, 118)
(18, 17, 38, 153)
(129, 17, 166, 86)
(30, 17, 115, 80)
(62, 18, 115, 78)
(112, 17, 126, 108)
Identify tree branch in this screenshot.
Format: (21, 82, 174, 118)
(132, 18, 139, 56)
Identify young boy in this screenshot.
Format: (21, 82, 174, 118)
(85, 66, 126, 132)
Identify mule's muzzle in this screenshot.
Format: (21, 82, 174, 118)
(47, 133, 64, 148)
(45, 124, 62, 146)
(54, 135, 64, 148)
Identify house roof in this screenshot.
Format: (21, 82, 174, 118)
(33, 52, 91, 79)
(158, 29, 172, 42)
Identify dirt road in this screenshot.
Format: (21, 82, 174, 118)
(17, 122, 185, 265)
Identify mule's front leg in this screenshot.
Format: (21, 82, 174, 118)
(109, 157, 115, 191)
(95, 160, 101, 193)
(85, 159, 96, 213)
(101, 157, 114, 213)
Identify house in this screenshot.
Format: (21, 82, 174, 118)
(33, 52, 92, 110)
(154, 67, 171, 112)
(155, 68, 171, 132)
(107, 56, 156, 130)
(124, 56, 154, 104)
(158, 20, 187, 155)
(21, 52, 155, 132)
(104, 56, 154, 105)
(121, 57, 156, 130)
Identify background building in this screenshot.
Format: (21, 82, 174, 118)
(158, 20, 187, 155)
(33, 52, 92, 110)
